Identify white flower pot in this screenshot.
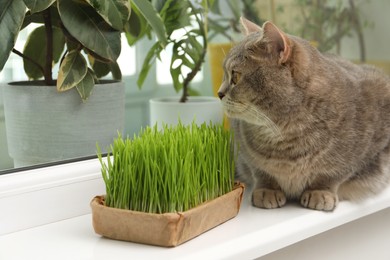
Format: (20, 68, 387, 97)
(149, 96, 223, 128)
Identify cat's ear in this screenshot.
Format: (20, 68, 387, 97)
(263, 21, 291, 64)
(240, 17, 262, 36)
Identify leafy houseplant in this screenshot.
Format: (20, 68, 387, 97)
(91, 122, 245, 247)
(138, 0, 263, 102)
(0, 0, 168, 101)
(137, 0, 224, 127)
(1, 0, 126, 100)
(136, 0, 209, 103)
(0, 0, 167, 167)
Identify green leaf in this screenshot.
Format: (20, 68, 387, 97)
(89, 54, 121, 80)
(93, 62, 109, 78)
(89, 55, 110, 78)
(66, 38, 81, 52)
(169, 34, 205, 93)
(84, 48, 112, 63)
(209, 0, 220, 14)
(57, 50, 88, 91)
(21, 6, 62, 30)
(124, 2, 147, 45)
(188, 32, 203, 53)
(170, 47, 183, 92)
(132, 0, 167, 47)
(76, 69, 95, 101)
(159, 0, 191, 35)
(227, 0, 241, 19)
(23, 0, 55, 13)
(0, 0, 26, 71)
(23, 25, 65, 79)
(85, 0, 130, 30)
(188, 88, 200, 96)
(21, 11, 42, 30)
(109, 61, 121, 80)
(170, 65, 182, 92)
(58, 0, 121, 62)
(137, 41, 163, 88)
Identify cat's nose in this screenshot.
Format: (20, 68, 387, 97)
(217, 92, 225, 100)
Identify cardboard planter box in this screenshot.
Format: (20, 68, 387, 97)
(91, 182, 245, 247)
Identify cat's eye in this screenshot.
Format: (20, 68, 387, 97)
(231, 70, 241, 85)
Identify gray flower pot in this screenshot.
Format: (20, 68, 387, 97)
(2, 81, 125, 167)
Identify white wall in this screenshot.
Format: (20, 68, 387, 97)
(256, 0, 390, 62)
(341, 0, 390, 61)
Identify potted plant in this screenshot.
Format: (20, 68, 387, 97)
(131, 0, 224, 127)
(91, 121, 245, 247)
(0, 0, 167, 167)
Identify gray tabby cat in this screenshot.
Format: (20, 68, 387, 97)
(218, 17, 390, 211)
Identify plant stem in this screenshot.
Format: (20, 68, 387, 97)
(349, 0, 366, 62)
(179, 4, 208, 103)
(12, 48, 45, 75)
(179, 48, 206, 103)
(43, 8, 54, 85)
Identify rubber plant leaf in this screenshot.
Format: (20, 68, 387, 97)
(21, 6, 62, 30)
(57, 50, 88, 92)
(85, 0, 130, 30)
(0, 0, 26, 71)
(76, 69, 95, 101)
(89, 55, 111, 78)
(23, 25, 65, 80)
(58, 0, 121, 62)
(89, 54, 121, 80)
(23, 0, 55, 13)
(109, 61, 122, 81)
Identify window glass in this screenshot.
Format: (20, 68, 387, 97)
(0, 22, 210, 172)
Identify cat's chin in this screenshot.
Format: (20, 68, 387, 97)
(228, 113, 282, 137)
(223, 110, 249, 123)
(227, 112, 266, 126)
(221, 100, 249, 118)
(224, 109, 262, 125)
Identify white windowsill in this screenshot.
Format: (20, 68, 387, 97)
(0, 159, 390, 260)
(0, 158, 105, 235)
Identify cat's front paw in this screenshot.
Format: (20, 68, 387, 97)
(300, 190, 338, 211)
(252, 188, 287, 209)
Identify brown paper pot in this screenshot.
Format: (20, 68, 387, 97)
(91, 182, 245, 247)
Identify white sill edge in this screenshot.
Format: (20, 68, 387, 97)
(0, 158, 105, 235)
(0, 158, 389, 260)
(0, 158, 103, 198)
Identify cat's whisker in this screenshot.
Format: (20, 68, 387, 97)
(252, 107, 282, 137)
(225, 100, 282, 137)
(221, 47, 226, 57)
